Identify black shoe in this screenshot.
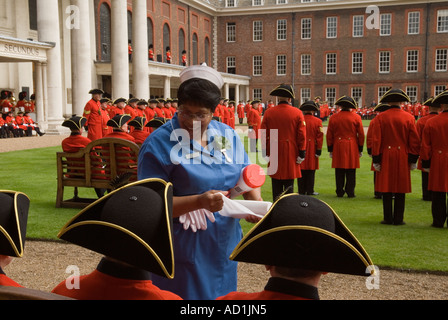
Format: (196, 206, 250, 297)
(394, 221, 406, 226)
(380, 220, 393, 225)
(307, 192, 319, 196)
(347, 194, 356, 198)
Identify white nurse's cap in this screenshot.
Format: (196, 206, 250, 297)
(179, 64, 224, 89)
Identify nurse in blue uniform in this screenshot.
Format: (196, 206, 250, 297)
(138, 64, 261, 300)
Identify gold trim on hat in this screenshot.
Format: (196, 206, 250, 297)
(229, 193, 374, 274)
(0, 190, 30, 258)
(57, 178, 175, 279)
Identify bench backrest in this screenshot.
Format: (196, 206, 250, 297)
(57, 137, 140, 188)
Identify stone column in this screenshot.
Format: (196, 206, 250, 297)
(70, 0, 93, 116)
(235, 84, 240, 104)
(132, 0, 149, 100)
(37, 0, 64, 130)
(164, 76, 171, 99)
(111, 0, 129, 99)
(34, 62, 44, 124)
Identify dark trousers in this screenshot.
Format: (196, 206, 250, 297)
(421, 171, 432, 201)
(250, 138, 258, 152)
(297, 170, 316, 195)
(271, 178, 294, 202)
(382, 193, 405, 225)
(374, 172, 382, 198)
(431, 192, 448, 228)
(335, 168, 356, 197)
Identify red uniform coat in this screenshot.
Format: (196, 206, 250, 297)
(301, 114, 324, 171)
(14, 115, 27, 130)
(154, 107, 165, 118)
(130, 129, 150, 144)
(261, 102, 307, 180)
(164, 107, 173, 119)
(366, 115, 381, 172)
(217, 278, 318, 300)
(247, 108, 261, 139)
(52, 269, 182, 300)
(0, 272, 23, 288)
(420, 112, 448, 192)
(144, 108, 156, 133)
(108, 106, 125, 119)
(213, 104, 224, 121)
(228, 106, 235, 129)
(83, 99, 103, 141)
(326, 110, 364, 169)
(222, 106, 230, 126)
(237, 104, 245, 119)
(124, 106, 137, 119)
(370, 107, 420, 193)
(104, 131, 136, 143)
(416, 113, 439, 170)
(61, 133, 100, 178)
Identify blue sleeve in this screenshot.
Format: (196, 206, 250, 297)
(137, 134, 171, 181)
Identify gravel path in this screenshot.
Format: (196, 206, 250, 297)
(2, 134, 448, 300)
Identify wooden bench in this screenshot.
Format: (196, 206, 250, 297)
(56, 137, 140, 208)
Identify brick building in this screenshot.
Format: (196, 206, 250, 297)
(1, 0, 447, 132)
(216, 0, 448, 106)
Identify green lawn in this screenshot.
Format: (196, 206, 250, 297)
(1, 139, 447, 273)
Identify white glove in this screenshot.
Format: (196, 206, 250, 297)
(329, 152, 333, 158)
(373, 163, 381, 172)
(315, 154, 320, 158)
(423, 168, 430, 173)
(359, 152, 363, 158)
(410, 163, 417, 171)
(179, 209, 215, 232)
(296, 156, 304, 164)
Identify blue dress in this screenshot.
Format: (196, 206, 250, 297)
(138, 113, 250, 300)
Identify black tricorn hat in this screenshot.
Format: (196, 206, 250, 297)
(62, 116, 87, 131)
(379, 89, 410, 103)
(299, 100, 319, 112)
(373, 103, 390, 112)
(128, 98, 140, 104)
(57, 179, 175, 279)
(422, 97, 433, 108)
(0, 191, 30, 258)
(250, 100, 261, 105)
(148, 98, 158, 104)
(107, 114, 132, 128)
(146, 117, 168, 129)
(229, 194, 374, 276)
(89, 89, 104, 95)
(270, 84, 295, 99)
(128, 116, 146, 129)
(432, 90, 448, 106)
(335, 96, 358, 109)
(113, 97, 127, 105)
(100, 98, 111, 104)
(137, 100, 148, 106)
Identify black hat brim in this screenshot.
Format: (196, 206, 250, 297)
(299, 101, 319, 111)
(335, 96, 358, 109)
(432, 91, 448, 106)
(373, 103, 390, 112)
(62, 117, 87, 131)
(380, 89, 411, 103)
(57, 179, 175, 279)
(270, 85, 295, 99)
(145, 117, 167, 128)
(229, 194, 374, 276)
(0, 191, 30, 258)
